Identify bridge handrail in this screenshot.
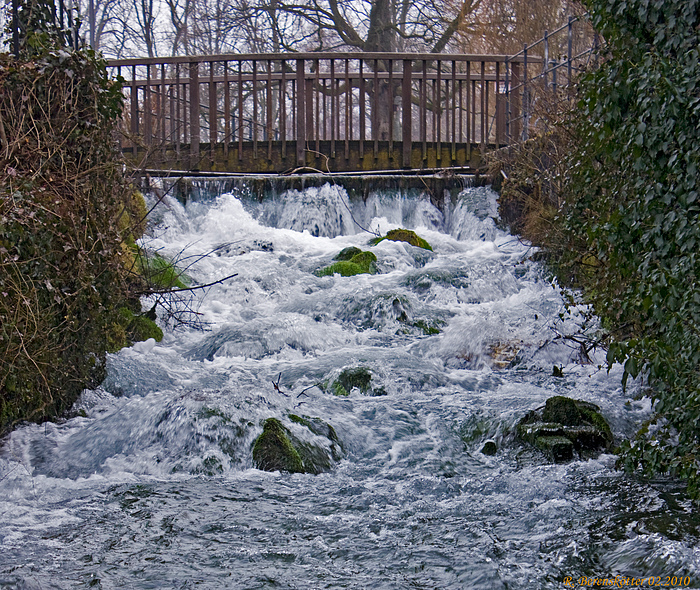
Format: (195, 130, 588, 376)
(107, 52, 536, 68)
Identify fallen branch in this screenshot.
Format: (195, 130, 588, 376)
(145, 273, 238, 295)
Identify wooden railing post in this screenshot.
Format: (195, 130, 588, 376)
(522, 44, 529, 141)
(130, 65, 138, 157)
(209, 61, 217, 162)
(144, 65, 152, 146)
(402, 59, 412, 168)
(510, 61, 521, 142)
(495, 62, 504, 148)
(296, 59, 306, 167)
(189, 61, 200, 167)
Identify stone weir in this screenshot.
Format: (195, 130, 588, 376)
(137, 172, 488, 212)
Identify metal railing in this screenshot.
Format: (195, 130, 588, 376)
(504, 15, 598, 142)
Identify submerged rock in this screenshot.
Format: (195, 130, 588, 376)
(370, 228, 433, 251)
(315, 249, 378, 277)
(481, 440, 498, 456)
(252, 416, 343, 474)
(517, 396, 613, 463)
(330, 366, 386, 397)
(486, 340, 524, 369)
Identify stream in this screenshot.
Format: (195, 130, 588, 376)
(1, 183, 698, 589)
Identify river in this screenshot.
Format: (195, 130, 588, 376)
(1, 183, 698, 589)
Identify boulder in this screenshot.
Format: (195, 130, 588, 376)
(369, 229, 433, 251)
(252, 416, 343, 474)
(517, 396, 613, 463)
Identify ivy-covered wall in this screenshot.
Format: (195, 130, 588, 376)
(0, 48, 142, 434)
(565, 0, 700, 496)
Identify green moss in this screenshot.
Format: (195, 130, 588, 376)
(252, 418, 304, 473)
(138, 252, 190, 290)
(106, 307, 163, 353)
(348, 251, 377, 269)
(129, 315, 164, 343)
(334, 246, 363, 261)
(542, 396, 582, 426)
(336, 367, 373, 395)
(288, 413, 311, 427)
(370, 229, 433, 251)
(253, 416, 343, 474)
(332, 381, 349, 396)
(315, 250, 378, 277)
(316, 260, 365, 277)
(117, 190, 148, 240)
(578, 405, 614, 447)
(412, 319, 442, 335)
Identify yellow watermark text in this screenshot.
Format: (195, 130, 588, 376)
(563, 575, 693, 588)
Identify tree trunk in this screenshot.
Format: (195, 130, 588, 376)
(366, 0, 396, 141)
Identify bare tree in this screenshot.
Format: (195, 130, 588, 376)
(456, 0, 586, 54)
(164, 0, 192, 55)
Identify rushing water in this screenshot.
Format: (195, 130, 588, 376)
(1, 184, 699, 589)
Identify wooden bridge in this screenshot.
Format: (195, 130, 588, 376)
(107, 20, 594, 175)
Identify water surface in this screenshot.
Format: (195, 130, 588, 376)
(1, 184, 698, 589)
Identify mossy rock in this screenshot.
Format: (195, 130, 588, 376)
(517, 396, 613, 462)
(535, 435, 574, 463)
(481, 440, 498, 456)
(129, 315, 164, 343)
(330, 366, 385, 396)
(252, 416, 343, 474)
(334, 246, 363, 261)
(106, 307, 163, 353)
(541, 395, 583, 426)
(337, 367, 372, 393)
(315, 261, 365, 277)
(412, 319, 443, 335)
(315, 250, 378, 277)
(252, 418, 304, 473)
(370, 229, 433, 251)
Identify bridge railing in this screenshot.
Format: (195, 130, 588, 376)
(505, 15, 598, 142)
(107, 52, 533, 172)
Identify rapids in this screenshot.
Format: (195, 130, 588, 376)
(1, 183, 698, 589)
